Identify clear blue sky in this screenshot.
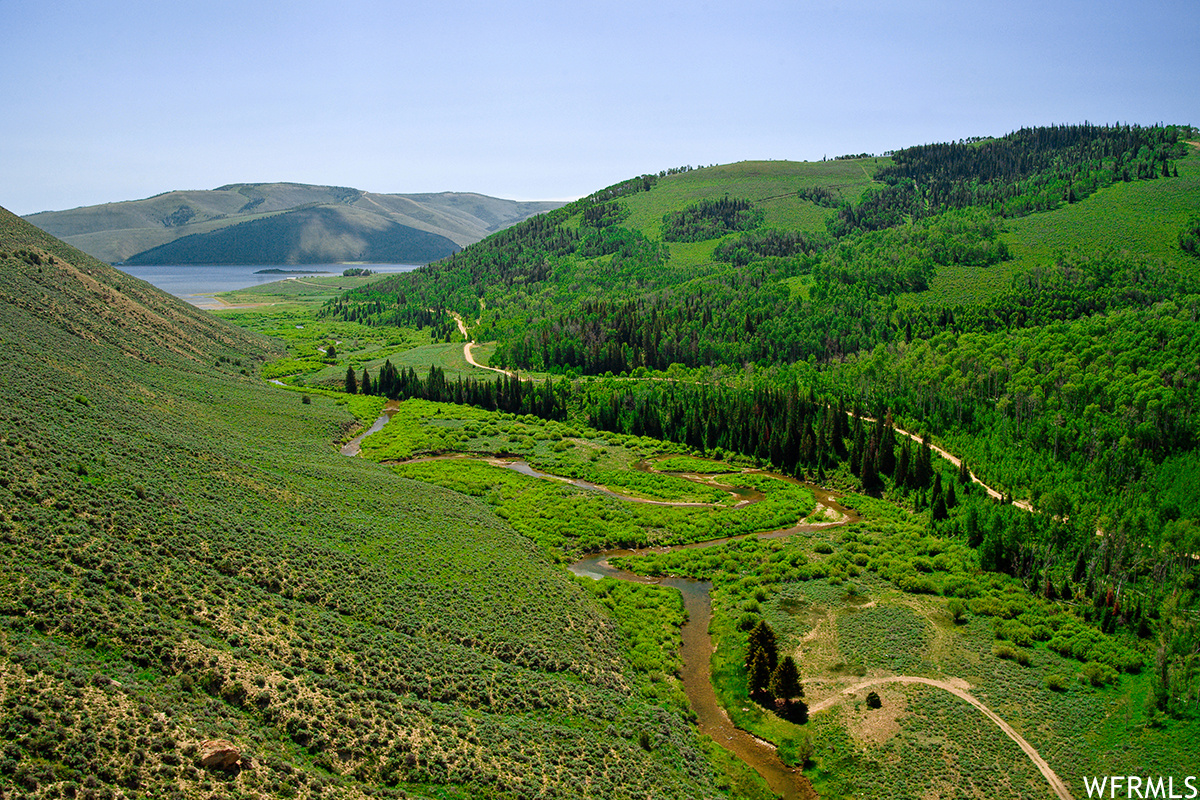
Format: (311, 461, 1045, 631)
(2, 0, 1197, 215)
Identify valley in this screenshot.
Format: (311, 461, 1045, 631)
(1, 122, 1198, 800)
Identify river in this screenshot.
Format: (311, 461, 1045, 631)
(338, 408, 847, 798)
(567, 480, 855, 800)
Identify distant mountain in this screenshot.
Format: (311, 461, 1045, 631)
(23, 183, 564, 265)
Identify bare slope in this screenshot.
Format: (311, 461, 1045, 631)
(24, 183, 564, 264)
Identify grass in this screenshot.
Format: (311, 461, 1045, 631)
(214, 271, 400, 308)
(653, 455, 741, 474)
(352, 400, 818, 559)
(609, 482, 1197, 797)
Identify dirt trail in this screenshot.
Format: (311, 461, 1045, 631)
(810, 676, 1074, 800)
(439, 318, 1032, 512)
(448, 311, 520, 378)
(853, 411, 1033, 511)
(344, 423, 1069, 799)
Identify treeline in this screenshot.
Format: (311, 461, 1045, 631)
(489, 209, 1016, 372)
(815, 208, 1009, 294)
(713, 229, 831, 266)
(345, 362, 567, 420)
(796, 185, 840, 208)
(332, 363, 1197, 713)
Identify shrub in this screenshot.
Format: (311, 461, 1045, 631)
(1080, 661, 1118, 687)
(1045, 674, 1069, 691)
(992, 643, 1031, 666)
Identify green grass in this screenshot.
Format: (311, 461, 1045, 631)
(653, 455, 740, 474)
(355, 401, 820, 559)
(624, 160, 886, 240)
(610, 485, 1196, 797)
(215, 271, 400, 308)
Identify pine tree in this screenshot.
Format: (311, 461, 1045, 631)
(878, 415, 896, 476)
(915, 435, 933, 489)
(746, 646, 772, 699)
(747, 621, 778, 672)
(345, 365, 357, 394)
(930, 473, 948, 520)
(895, 440, 911, 490)
(360, 368, 372, 396)
(768, 656, 803, 700)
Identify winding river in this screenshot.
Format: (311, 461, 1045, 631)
(338, 406, 1075, 800)
(567, 480, 855, 800)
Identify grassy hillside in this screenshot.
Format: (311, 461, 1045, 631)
(0, 207, 724, 799)
(24, 184, 564, 265)
(903, 141, 1200, 308)
(621, 159, 884, 243)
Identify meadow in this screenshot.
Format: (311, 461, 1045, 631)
(611, 483, 1198, 798)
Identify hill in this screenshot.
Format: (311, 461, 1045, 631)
(0, 207, 723, 798)
(22, 183, 564, 265)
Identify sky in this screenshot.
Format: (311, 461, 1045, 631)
(2, 0, 1198, 216)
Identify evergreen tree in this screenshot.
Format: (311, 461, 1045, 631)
(747, 620, 778, 672)
(914, 434, 934, 489)
(930, 473, 947, 520)
(360, 368, 372, 396)
(861, 439, 882, 494)
(345, 365, 357, 394)
(878, 414, 896, 476)
(768, 655, 803, 700)
(895, 440, 911, 490)
(746, 646, 772, 699)
(965, 503, 983, 548)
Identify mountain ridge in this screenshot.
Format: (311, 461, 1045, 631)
(23, 182, 565, 265)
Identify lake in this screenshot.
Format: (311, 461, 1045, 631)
(116, 263, 423, 305)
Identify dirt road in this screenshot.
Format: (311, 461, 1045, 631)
(810, 676, 1074, 800)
